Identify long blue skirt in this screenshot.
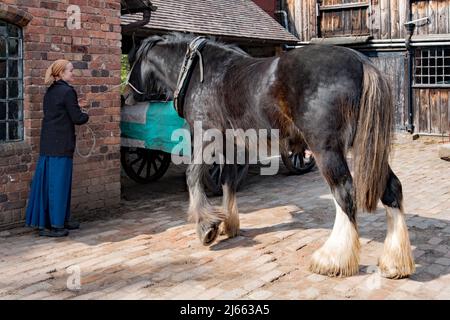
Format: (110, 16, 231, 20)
(25, 156, 73, 229)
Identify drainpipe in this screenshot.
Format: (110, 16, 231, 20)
(275, 9, 300, 50)
(404, 1, 415, 134)
(275, 10, 289, 33)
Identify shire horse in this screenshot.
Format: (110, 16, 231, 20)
(124, 33, 415, 279)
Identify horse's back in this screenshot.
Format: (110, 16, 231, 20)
(274, 45, 366, 145)
(280, 45, 364, 89)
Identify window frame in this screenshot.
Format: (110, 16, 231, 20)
(413, 46, 450, 89)
(0, 20, 24, 143)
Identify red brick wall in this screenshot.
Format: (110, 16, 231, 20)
(0, 0, 122, 229)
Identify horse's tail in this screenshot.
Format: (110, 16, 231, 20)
(353, 60, 393, 212)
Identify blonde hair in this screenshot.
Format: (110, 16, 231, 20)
(45, 59, 70, 85)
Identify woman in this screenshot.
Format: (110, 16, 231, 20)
(26, 59, 89, 237)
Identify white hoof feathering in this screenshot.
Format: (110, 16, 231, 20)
(310, 199, 360, 277)
(379, 207, 415, 279)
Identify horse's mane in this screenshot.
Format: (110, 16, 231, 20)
(132, 32, 249, 64)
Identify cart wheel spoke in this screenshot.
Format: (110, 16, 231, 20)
(151, 159, 158, 172)
(136, 158, 147, 176)
(297, 153, 305, 168)
(130, 155, 143, 167)
(146, 158, 151, 177)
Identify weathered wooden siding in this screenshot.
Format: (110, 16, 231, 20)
(287, 0, 450, 41)
(414, 88, 450, 133)
(365, 51, 407, 130)
(319, 0, 369, 37)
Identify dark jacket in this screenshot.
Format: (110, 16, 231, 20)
(40, 80, 89, 158)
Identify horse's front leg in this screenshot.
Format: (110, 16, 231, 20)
(186, 144, 224, 245)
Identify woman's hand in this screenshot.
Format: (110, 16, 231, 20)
(79, 98, 89, 108)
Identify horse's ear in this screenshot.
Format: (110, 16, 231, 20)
(128, 32, 137, 64)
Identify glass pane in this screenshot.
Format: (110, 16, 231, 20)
(8, 121, 22, 140)
(0, 23, 6, 37)
(0, 59, 5, 78)
(0, 37, 6, 58)
(8, 100, 20, 120)
(8, 80, 19, 98)
(8, 39, 19, 57)
(8, 60, 18, 78)
(445, 48, 450, 57)
(7, 24, 19, 37)
(0, 80, 5, 99)
(0, 122, 5, 141)
(445, 66, 450, 78)
(430, 66, 436, 77)
(0, 101, 5, 120)
(445, 75, 450, 84)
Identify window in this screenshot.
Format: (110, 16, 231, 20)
(318, 0, 370, 37)
(414, 47, 450, 87)
(0, 20, 23, 143)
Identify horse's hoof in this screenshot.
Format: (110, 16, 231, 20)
(197, 222, 220, 246)
(309, 239, 360, 277)
(378, 254, 415, 279)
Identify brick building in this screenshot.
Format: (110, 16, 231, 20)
(0, 0, 122, 229)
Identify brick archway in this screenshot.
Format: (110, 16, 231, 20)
(0, 3, 33, 27)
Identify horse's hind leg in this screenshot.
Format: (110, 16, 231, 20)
(186, 146, 223, 246)
(310, 150, 360, 277)
(379, 166, 415, 279)
(220, 164, 240, 238)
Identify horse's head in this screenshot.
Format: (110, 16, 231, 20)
(123, 35, 172, 106)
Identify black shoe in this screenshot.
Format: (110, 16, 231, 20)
(39, 228, 69, 237)
(65, 220, 80, 230)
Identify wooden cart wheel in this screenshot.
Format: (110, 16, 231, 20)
(203, 163, 249, 196)
(121, 147, 171, 183)
(281, 149, 316, 175)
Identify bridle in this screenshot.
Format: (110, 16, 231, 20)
(125, 60, 145, 95)
(124, 38, 163, 96)
(123, 36, 208, 118)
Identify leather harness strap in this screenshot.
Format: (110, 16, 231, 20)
(173, 36, 208, 118)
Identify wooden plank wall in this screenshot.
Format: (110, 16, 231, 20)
(414, 88, 450, 133)
(319, 0, 369, 36)
(366, 51, 407, 130)
(412, 0, 450, 36)
(288, 0, 450, 41)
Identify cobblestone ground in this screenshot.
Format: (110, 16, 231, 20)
(1, 134, 449, 300)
